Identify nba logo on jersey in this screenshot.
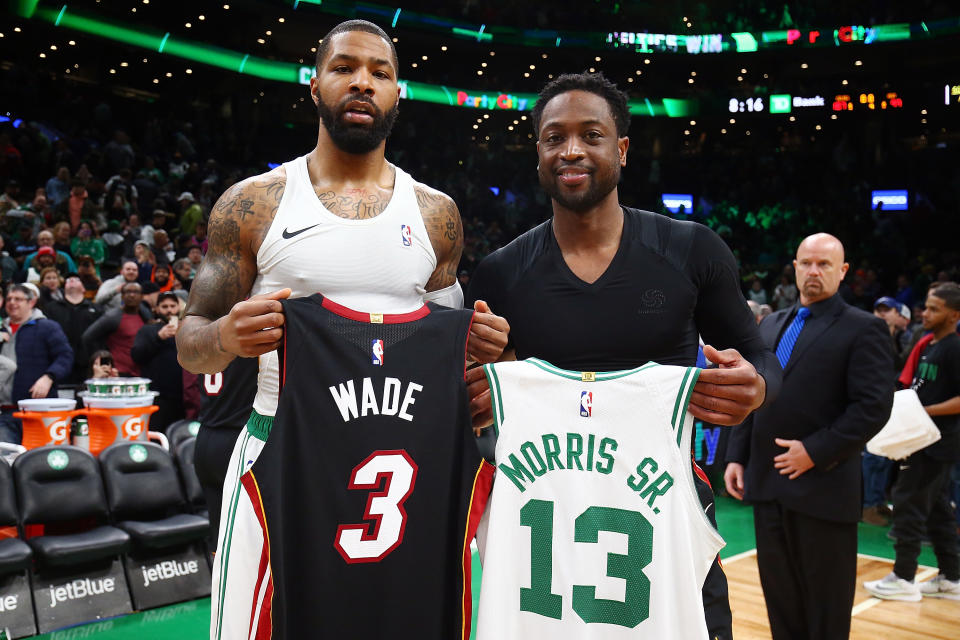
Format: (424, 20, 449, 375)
(372, 339, 384, 366)
(400, 224, 412, 247)
(580, 390, 592, 417)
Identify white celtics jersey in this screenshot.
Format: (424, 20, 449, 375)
(476, 358, 724, 639)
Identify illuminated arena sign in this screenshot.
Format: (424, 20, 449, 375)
(607, 32, 725, 54)
(946, 84, 960, 106)
(833, 92, 903, 111)
(662, 194, 694, 214)
(456, 91, 529, 111)
(871, 190, 908, 211)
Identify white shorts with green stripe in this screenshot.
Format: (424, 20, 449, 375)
(210, 412, 273, 640)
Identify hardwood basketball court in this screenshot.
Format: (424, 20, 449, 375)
(725, 550, 958, 640)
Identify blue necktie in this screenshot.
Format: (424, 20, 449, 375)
(776, 307, 811, 369)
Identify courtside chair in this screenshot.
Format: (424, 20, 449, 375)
(13, 445, 133, 632)
(0, 456, 37, 638)
(98, 441, 211, 609)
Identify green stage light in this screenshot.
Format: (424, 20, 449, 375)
(30, 5, 694, 116)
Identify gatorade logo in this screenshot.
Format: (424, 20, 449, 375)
(122, 416, 144, 438)
(49, 418, 69, 441)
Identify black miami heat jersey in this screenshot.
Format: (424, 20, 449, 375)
(249, 294, 492, 638)
(198, 356, 259, 429)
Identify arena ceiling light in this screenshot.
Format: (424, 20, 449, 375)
(20, 3, 695, 117)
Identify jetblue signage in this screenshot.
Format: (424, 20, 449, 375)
(0, 572, 36, 638)
(33, 559, 131, 633)
(125, 547, 211, 610)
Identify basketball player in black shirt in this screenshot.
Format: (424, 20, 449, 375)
(466, 72, 781, 640)
(194, 356, 258, 543)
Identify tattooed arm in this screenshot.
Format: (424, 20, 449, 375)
(414, 182, 509, 364)
(176, 168, 288, 374)
(414, 183, 463, 292)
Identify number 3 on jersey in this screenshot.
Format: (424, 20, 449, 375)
(521, 499, 653, 628)
(335, 450, 418, 563)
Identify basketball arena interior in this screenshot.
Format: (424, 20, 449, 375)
(1, 0, 959, 638)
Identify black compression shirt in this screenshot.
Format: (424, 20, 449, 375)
(467, 206, 780, 401)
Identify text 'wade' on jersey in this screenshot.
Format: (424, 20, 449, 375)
(226, 294, 492, 640)
(476, 358, 724, 639)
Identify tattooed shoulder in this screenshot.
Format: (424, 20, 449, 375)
(186, 167, 287, 320)
(414, 182, 463, 291)
(212, 165, 287, 249)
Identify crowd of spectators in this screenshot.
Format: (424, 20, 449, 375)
(0, 58, 957, 447)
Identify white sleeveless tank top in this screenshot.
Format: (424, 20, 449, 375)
(250, 155, 436, 415)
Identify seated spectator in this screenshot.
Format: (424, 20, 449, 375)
(101, 219, 125, 263)
(51, 221, 72, 255)
(138, 281, 160, 312)
(70, 220, 107, 276)
(134, 240, 156, 282)
(45, 274, 102, 385)
(874, 296, 912, 370)
(0, 283, 74, 444)
(10, 224, 37, 266)
(140, 209, 171, 247)
(88, 349, 119, 379)
(0, 235, 17, 284)
(153, 228, 175, 265)
(172, 258, 194, 292)
(747, 278, 768, 305)
(21, 228, 77, 275)
(186, 243, 203, 269)
(177, 191, 203, 237)
(150, 262, 175, 293)
(45, 166, 71, 207)
(54, 179, 97, 232)
(75, 256, 102, 301)
(121, 212, 143, 258)
(24, 246, 61, 283)
(36, 267, 63, 311)
(0, 180, 21, 215)
(132, 291, 184, 432)
(82, 281, 152, 377)
(189, 220, 208, 254)
(95, 259, 139, 309)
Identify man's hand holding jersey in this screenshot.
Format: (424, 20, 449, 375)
(216, 288, 291, 358)
(689, 345, 766, 426)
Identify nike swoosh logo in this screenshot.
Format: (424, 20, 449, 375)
(282, 224, 319, 239)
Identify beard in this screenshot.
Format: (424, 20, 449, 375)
(316, 94, 399, 155)
(538, 162, 620, 214)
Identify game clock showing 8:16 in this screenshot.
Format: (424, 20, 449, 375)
(728, 97, 764, 113)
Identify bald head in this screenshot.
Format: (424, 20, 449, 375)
(794, 233, 848, 305)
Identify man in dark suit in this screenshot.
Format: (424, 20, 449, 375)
(724, 233, 894, 640)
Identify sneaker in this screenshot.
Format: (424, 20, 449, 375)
(918, 575, 960, 600)
(862, 505, 889, 526)
(864, 572, 922, 601)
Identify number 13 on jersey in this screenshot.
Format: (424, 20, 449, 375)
(520, 498, 653, 629)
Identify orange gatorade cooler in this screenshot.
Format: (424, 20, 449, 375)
(82, 394, 158, 456)
(14, 398, 78, 450)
